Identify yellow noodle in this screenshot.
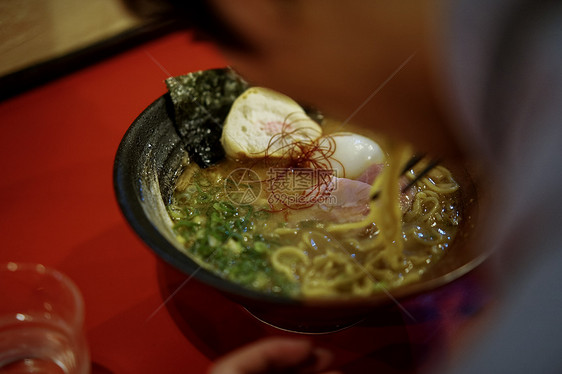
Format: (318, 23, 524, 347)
(300, 142, 414, 296)
(302, 231, 331, 252)
(345, 238, 362, 251)
(274, 227, 301, 235)
(285, 149, 459, 297)
(356, 237, 383, 252)
(352, 276, 377, 296)
(270, 246, 309, 280)
(366, 142, 412, 270)
(302, 252, 359, 288)
(410, 226, 446, 246)
(301, 281, 338, 297)
(417, 192, 441, 221)
(423, 166, 459, 194)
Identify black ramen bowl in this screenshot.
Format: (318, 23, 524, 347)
(114, 92, 486, 332)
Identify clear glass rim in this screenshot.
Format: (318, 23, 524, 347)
(0, 262, 85, 329)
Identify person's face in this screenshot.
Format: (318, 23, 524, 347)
(211, 1, 429, 114)
(206, 0, 460, 156)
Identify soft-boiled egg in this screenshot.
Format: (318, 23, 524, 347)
(321, 132, 385, 179)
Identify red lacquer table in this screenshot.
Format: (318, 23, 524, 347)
(0, 31, 492, 374)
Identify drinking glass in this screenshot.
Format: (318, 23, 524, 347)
(0, 263, 90, 373)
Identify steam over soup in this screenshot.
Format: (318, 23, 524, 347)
(165, 76, 461, 299)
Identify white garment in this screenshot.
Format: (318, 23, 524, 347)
(436, 1, 562, 373)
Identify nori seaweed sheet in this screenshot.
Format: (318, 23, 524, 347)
(166, 68, 249, 168)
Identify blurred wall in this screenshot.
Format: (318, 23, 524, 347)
(0, 0, 143, 77)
